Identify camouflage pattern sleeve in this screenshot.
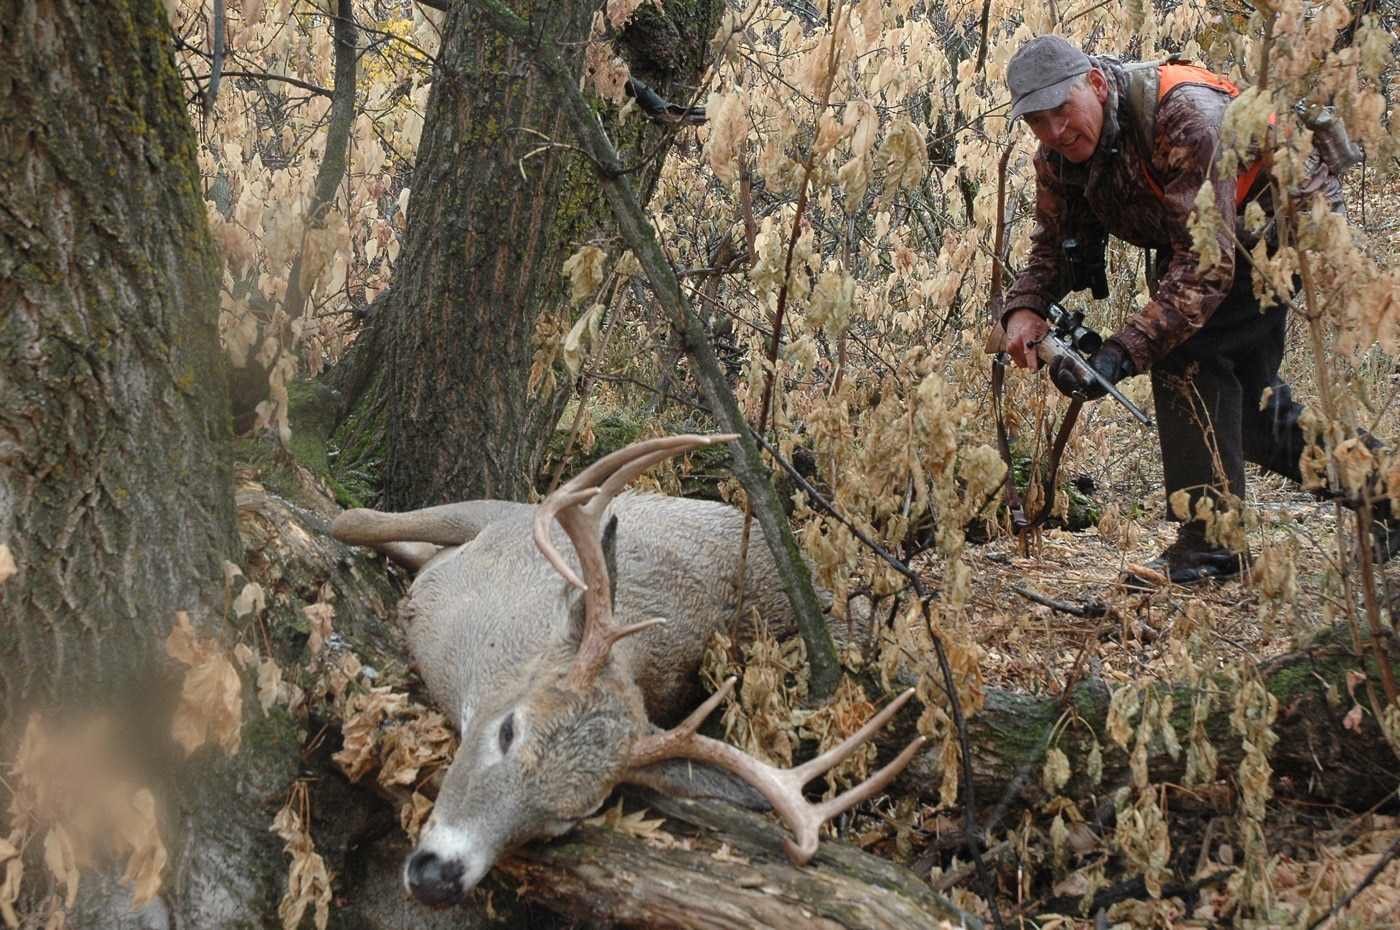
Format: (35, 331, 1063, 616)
(1109, 84, 1236, 372)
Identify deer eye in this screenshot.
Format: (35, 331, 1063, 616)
(498, 714, 515, 754)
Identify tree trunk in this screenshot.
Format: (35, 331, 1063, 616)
(344, 0, 719, 508)
(0, 0, 254, 924)
(0, 0, 235, 716)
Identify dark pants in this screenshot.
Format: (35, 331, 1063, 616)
(1149, 255, 1308, 529)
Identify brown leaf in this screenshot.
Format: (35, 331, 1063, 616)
(117, 790, 167, 911)
(303, 603, 334, 658)
(168, 615, 244, 757)
(1, 858, 23, 929)
(42, 826, 77, 909)
(272, 788, 332, 930)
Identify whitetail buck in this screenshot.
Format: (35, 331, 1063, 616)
(329, 434, 924, 908)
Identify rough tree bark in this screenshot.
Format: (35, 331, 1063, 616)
(0, 0, 235, 713)
(336, 0, 720, 508)
(0, 0, 267, 924)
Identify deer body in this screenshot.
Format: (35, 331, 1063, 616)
(390, 493, 791, 728)
(330, 436, 922, 909)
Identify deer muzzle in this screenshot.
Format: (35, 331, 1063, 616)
(404, 845, 472, 909)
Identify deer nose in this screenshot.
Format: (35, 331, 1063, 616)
(404, 849, 466, 909)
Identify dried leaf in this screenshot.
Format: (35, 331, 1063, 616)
(272, 791, 331, 930)
(167, 613, 243, 757)
(258, 657, 284, 712)
(42, 826, 78, 909)
(118, 790, 167, 910)
(1, 858, 23, 929)
(1041, 746, 1071, 795)
(303, 602, 334, 658)
(584, 798, 666, 838)
(331, 688, 409, 783)
(562, 302, 606, 381)
(562, 245, 607, 306)
(0, 545, 16, 585)
(232, 582, 267, 618)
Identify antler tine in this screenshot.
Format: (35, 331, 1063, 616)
(576, 433, 738, 517)
(532, 434, 738, 590)
(534, 434, 737, 692)
(533, 487, 600, 590)
(626, 680, 927, 865)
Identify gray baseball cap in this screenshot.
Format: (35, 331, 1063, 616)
(1007, 35, 1092, 120)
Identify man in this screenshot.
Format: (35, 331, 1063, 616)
(997, 34, 1366, 586)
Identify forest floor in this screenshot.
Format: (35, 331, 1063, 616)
(884, 443, 1400, 927)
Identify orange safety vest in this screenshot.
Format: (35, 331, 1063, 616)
(1123, 60, 1267, 207)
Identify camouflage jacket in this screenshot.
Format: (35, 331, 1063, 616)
(1002, 57, 1342, 373)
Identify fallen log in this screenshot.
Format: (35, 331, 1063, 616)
(884, 626, 1400, 815)
(495, 789, 982, 929)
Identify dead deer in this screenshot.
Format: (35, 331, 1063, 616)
(329, 434, 925, 908)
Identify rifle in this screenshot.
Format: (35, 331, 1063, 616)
(1029, 303, 1155, 428)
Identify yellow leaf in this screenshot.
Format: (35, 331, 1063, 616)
(43, 826, 78, 909)
(561, 245, 607, 307)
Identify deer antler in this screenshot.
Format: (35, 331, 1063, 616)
(533, 434, 739, 692)
(626, 679, 927, 864)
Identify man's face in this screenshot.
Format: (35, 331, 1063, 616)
(1023, 68, 1109, 163)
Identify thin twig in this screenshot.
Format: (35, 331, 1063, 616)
(1010, 585, 1109, 618)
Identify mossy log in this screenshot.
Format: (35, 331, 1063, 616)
(883, 628, 1400, 815)
(495, 789, 981, 929)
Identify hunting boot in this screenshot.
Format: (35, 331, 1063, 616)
(1119, 523, 1250, 589)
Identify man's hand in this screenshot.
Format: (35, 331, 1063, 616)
(1003, 309, 1050, 370)
(1049, 342, 1134, 400)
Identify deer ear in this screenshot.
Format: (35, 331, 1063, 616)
(565, 515, 620, 640)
